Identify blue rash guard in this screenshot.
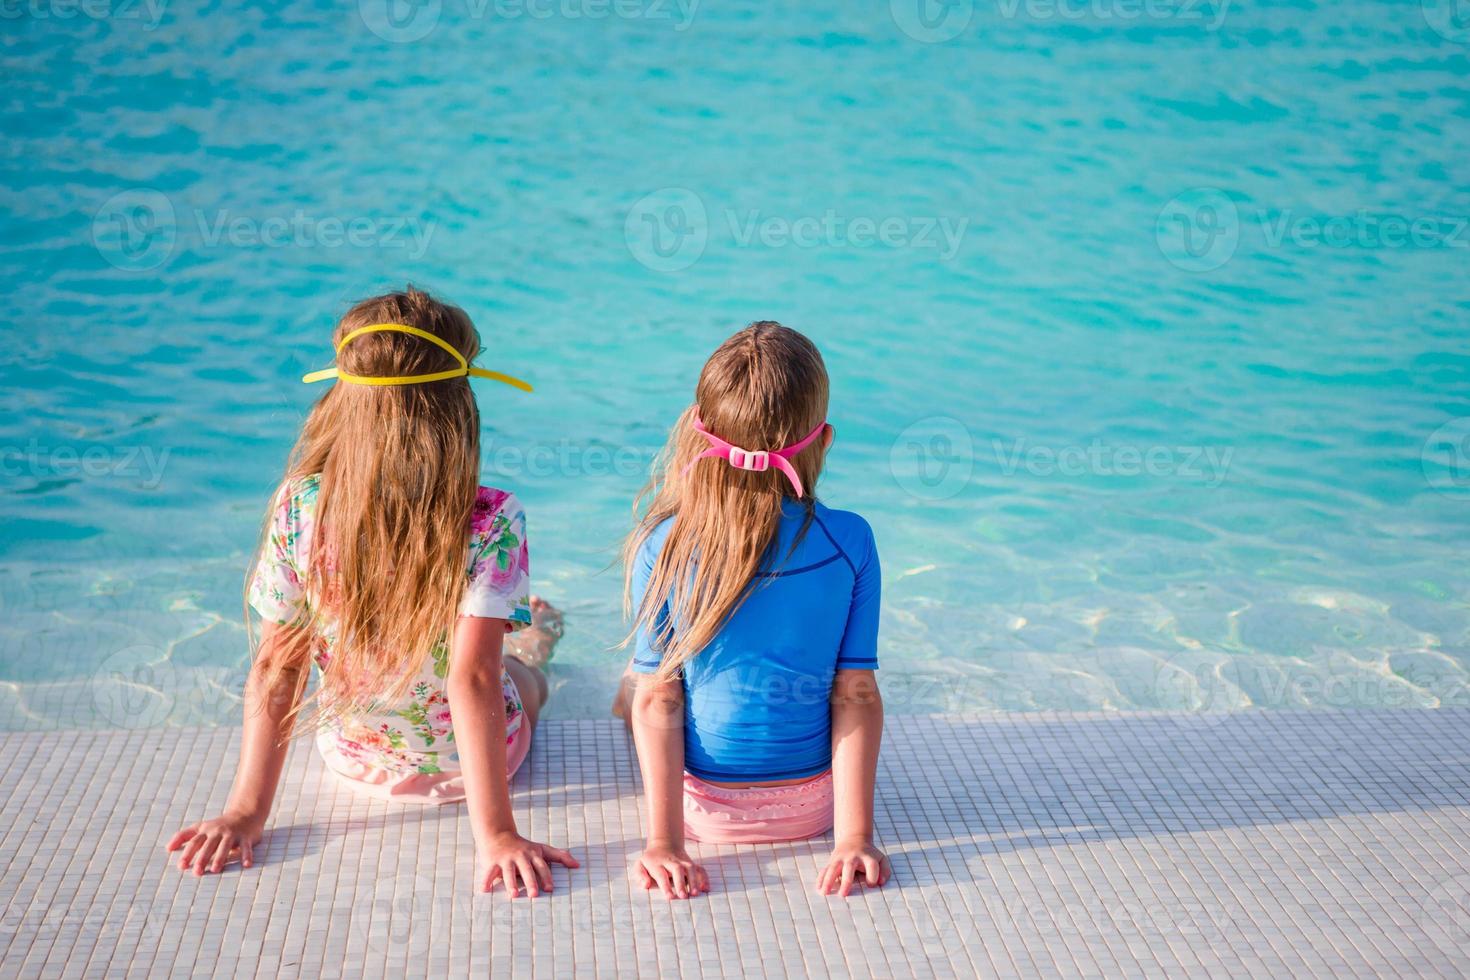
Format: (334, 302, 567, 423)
(631, 499, 881, 783)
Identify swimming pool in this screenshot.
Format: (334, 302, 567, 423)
(2, 0, 1467, 729)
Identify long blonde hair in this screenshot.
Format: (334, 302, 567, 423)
(624, 322, 830, 680)
(249, 286, 483, 728)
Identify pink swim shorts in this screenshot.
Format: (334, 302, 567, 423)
(682, 770, 834, 844)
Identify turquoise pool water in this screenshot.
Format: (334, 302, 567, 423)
(2, 0, 1468, 728)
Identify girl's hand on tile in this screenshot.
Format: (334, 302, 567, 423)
(476, 832, 579, 897)
(817, 839, 891, 897)
(632, 842, 709, 899)
(165, 812, 265, 876)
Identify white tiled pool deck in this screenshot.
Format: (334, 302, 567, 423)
(4, 709, 1470, 978)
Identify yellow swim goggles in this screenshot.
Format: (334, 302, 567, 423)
(302, 323, 533, 392)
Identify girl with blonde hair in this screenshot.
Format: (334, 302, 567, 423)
(167, 287, 576, 897)
(619, 321, 890, 899)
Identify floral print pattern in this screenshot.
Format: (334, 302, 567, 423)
(249, 476, 532, 777)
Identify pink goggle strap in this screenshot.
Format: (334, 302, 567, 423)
(682, 415, 828, 498)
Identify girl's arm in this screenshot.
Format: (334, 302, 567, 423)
(166, 621, 305, 875)
(449, 615, 578, 897)
(818, 668, 892, 896)
(629, 673, 709, 899)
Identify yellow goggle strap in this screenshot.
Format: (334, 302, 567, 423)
(301, 323, 533, 393)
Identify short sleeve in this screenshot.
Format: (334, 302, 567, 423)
(459, 489, 532, 630)
(629, 532, 670, 674)
(248, 484, 308, 626)
(835, 521, 881, 670)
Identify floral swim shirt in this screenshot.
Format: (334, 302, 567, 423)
(248, 475, 532, 777)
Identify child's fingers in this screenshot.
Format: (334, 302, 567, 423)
(480, 863, 502, 893)
(209, 837, 234, 872)
(634, 863, 655, 890)
(816, 862, 835, 894)
(241, 841, 254, 869)
(861, 854, 882, 887)
(529, 854, 554, 893)
(683, 862, 704, 896)
(179, 834, 209, 871)
(839, 859, 858, 897)
(176, 832, 203, 867)
(543, 846, 579, 868)
(878, 854, 893, 886)
(189, 835, 218, 875)
(695, 864, 711, 893)
(653, 865, 675, 899)
(516, 858, 541, 898)
(199, 835, 229, 876)
(500, 862, 519, 897)
(165, 826, 197, 852)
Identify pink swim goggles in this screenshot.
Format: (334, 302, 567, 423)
(685, 415, 828, 498)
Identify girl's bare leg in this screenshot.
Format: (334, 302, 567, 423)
(611, 662, 636, 727)
(503, 596, 563, 728)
